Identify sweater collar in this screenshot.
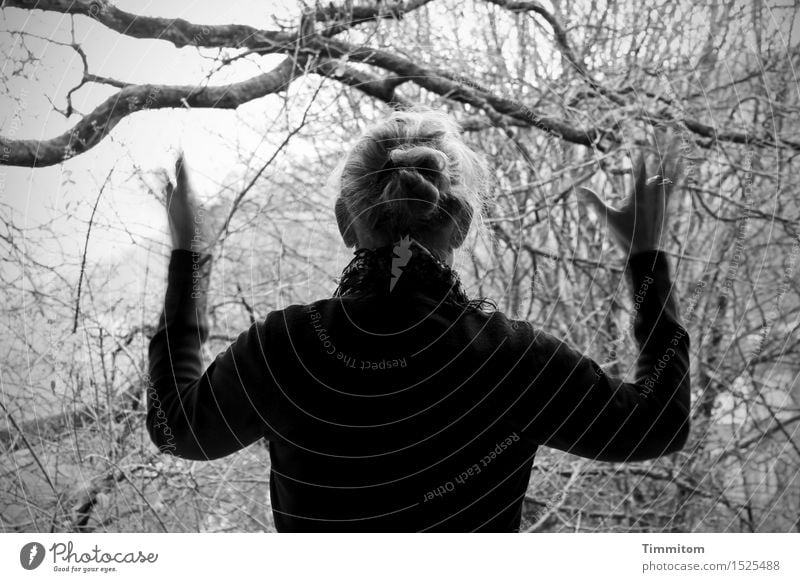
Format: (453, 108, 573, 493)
(332, 236, 472, 306)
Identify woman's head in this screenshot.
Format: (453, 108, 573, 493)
(331, 108, 490, 261)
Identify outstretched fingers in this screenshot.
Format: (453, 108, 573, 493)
(172, 152, 194, 201)
(632, 150, 650, 206)
(175, 153, 188, 187)
(663, 138, 684, 193)
(577, 186, 615, 220)
(158, 168, 174, 201)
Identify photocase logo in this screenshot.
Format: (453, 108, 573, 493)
(390, 234, 413, 292)
(20, 542, 46, 570)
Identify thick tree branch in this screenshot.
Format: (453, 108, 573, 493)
(314, 59, 412, 107)
(312, 0, 435, 35)
(3, 0, 798, 167)
(3, 0, 285, 48)
(0, 56, 305, 167)
(1, 35, 601, 166)
(1, 0, 602, 162)
(297, 36, 602, 145)
(2, 0, 433, 47)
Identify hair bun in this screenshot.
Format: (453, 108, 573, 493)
(380, 146, 450, 225)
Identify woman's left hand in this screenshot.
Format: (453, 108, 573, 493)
(164, 154, 212, 253)
(577, 137, 682, 255)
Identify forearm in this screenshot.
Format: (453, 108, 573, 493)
(146, 249, 212, 454)
(626, 250, 689, 391)
(146, 249, 274, 460)
(526, 250, 691, 461)
(623, 249, 691, 456)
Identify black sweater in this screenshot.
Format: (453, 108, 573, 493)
(146, 249, 690, 532)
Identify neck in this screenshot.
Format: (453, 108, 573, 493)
(333, 238, 467, 304)
(352, 232, 454, 267)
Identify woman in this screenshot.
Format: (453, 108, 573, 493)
(147, 108, 690, 532)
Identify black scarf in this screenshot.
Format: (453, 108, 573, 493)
(332, 238, 495, 312)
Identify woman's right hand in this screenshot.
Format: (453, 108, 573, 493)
(577, 138, 683, 255)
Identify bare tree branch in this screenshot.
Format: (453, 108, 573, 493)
(0, 56, 305, 166)
(3, 0, 799, 170)
(2, 0, 433, 47)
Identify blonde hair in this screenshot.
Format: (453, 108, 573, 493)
(331, 107, 491, 251)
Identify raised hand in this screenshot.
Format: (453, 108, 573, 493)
(577, 137, 683, 255)
(163, 154, 212, 253)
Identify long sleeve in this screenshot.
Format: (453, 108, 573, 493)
(519, 250, 691, 462)
(146, 249, 275, 461)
